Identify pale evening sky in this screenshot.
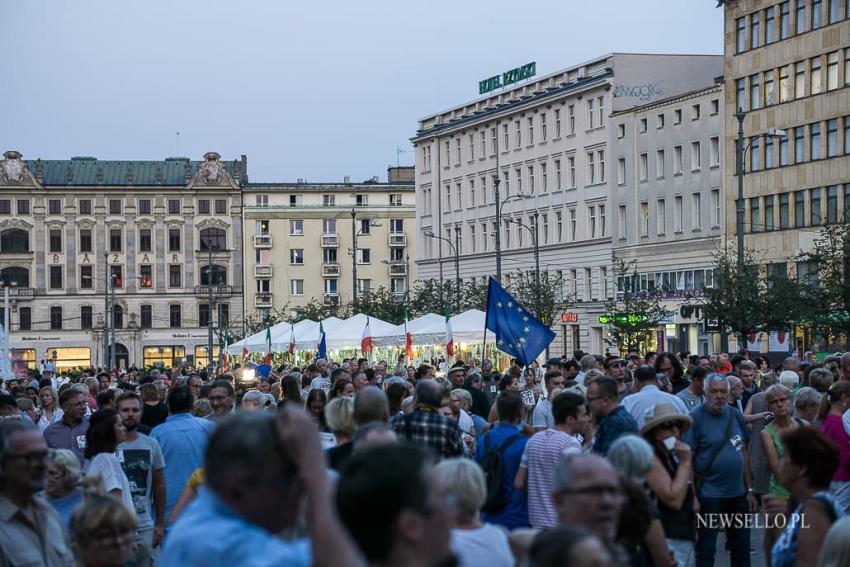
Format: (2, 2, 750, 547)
(1, 1, 723, 183)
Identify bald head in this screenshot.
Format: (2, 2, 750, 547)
(553, 453, 622, 543)
(353, 386, 390, 424)
(415, 379, 444, 408)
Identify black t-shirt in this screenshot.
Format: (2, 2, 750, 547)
(140, 402, 168, 429)
(326, 442, 354, 472)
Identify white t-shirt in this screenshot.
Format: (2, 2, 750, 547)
(85, 452, 135, 516)
(450, 524, 513, 567)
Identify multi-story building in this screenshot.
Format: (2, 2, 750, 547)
(723, 0, 850, 351)
(611, 83, 725, 355)
(0, 150, 245, 371)
(242, 167, 416, 319)
(412, 53, 723, 356)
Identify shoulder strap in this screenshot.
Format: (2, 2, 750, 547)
(403, 413, 413, 441)
(697, 409, 735, 478)
(810, 493, 839, 523)
(498, 434, 523, 454)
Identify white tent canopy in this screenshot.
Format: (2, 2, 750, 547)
(449, 309, 495, 343)
(372, 313, 445, 347)
(324, 314, 397, 350)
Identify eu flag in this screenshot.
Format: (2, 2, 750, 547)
(485, 277, 555, 366)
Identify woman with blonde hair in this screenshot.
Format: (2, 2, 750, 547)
(70, 494, 137, 567)
(325, 396, 356, 471)
(37, 386, 63, 432)
(45, 448, 84, 530)
(434, 457, 513, 567)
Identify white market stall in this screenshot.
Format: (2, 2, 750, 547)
(372, 313, 446, 347)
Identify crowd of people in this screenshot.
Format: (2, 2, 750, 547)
(3, 349, 850, 566)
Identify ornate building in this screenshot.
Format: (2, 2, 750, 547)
(0, 150, 245, 371)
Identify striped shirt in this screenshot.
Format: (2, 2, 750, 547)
(519, 429, 582, 529)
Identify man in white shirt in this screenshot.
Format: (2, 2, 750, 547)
(532, 370, 567, 431)
(621, 365, 688, 429)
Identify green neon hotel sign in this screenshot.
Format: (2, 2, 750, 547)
(479, 62, 537, 95)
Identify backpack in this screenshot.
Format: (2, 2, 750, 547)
(480, 432, 522, 515)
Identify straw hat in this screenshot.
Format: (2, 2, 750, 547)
(640, 403, 693, 436)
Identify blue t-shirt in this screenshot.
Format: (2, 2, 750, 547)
(475, 423, 529, 530)
(48, 489, 84, 532)
(683, 404, 749, 498)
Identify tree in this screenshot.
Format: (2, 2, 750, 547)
(409, 279, 455, 317)
(218, 304, 291, 344)
(508, 270, 572, 329)
(458, 278, 489, 312)
(602, 258, 673, 353)
(293, 298, 349, 323)
(701, 248, 769, 347)
(795, 222, 850, 343)
(349, 286, 407, 324)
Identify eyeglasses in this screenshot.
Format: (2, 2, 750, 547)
(656, 421, 681, 431)
(5, 451, 48, 465)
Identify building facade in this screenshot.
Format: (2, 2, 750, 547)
(242, 168, 416, 319)
(611, 84, 725, 355)
(412, 53, 723, 356)
(723, 0, 850, 352)
(0, 150, 245, 371)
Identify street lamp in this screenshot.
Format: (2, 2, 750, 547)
(496, 193, 530, 281)
(424, 231, 460, 312)
(196, 244, 235, 376)
(735, 108, 786, 268)
(349, 209, 381, 311)
(381, 254, 411, 303)
(83, 269, 143, 370)
(506, 211, 540, 292)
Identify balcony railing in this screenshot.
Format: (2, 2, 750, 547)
(254, 264, 273, 278)
(322, 262, 340, 277)
(323, 293, 339, 305)
(3, 287, 34, 301)
(255, 292, 273, 307)
(388, 262, 407, 276)
(321, 234, 339, 247)
(253, 234, 272, 248)
(388, 233, 406, 247)
(195, 285, 233, 295)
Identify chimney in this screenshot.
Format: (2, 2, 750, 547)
(344, 175, 351, 184)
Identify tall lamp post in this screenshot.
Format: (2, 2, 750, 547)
(424, 231, 460, 312)
(350, 208, 358, 309)
(103, 252, 109, 368)
(197, 244, 235, 376)
(496, 193, 529, 281)
(507, 211, 540, 291)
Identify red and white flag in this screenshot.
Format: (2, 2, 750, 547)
(242, 344, 249, 360)
(404, 309, 414, 360)
(288, 322, 296, 354)
(444, 311, 454, 357)
(361, 316, 373, 354)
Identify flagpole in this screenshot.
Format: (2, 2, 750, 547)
(482, 278, 491, 363)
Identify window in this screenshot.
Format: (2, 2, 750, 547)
(49, 266, 62, 289)
(656, 199, 666, 235)
(846, 115, 850, 154)
(456, 138, 461, 164)
(587, 99, 595, 129)
(811, 122, 822, 160)
(288, 195, 302, 208)
(780, 193, 790, 228)
(795, 127, 805, 163)
(527, 117, 534, 144)
(674, 145, 683, 174)
(639, 117, 647, 133)
(587, 153, 596, 184)
(829, 0, 840, 22)
(17, 200, 29, 215)
(795, 62, 806, 98)
(765, 136, 775, 169)
(515, 120, 521, 148)
(640, 202, 649, 236)
(780, 1, 791, 38)
(618, 205, 627, 240)
(290, 249, 304, 265)
(356, 194, 368, 206)
(528, 165, 535, 193)
(198, 304, 211, 328)
(168, 265, 181, 288)
(138, 199, 151, 214)
(290, 219, 304, 236)
(656, 113, 665, 129)
(736, 79, 746, 111)
(108, 199, 121, 215)
(540, 112, 547, 141)
(139, 264, 152, 288)
(470, 224, 476, 252)
(389, 194, 403, 207)
(750, 198, 761, 232)
(80, 265, 93, 289)
(764, 195, 775, 231)
(711, 189, 721, 227)
(324, 279, 338, 295)
(77, 199, 90, 215)
(674, 196, 683, 232)
(691, 142, 701, 171)
(779, 66, 791, 102)
(198, 200, 210, 215)
(46, 199, 61, 215)
(50, 306, 62, 330)
(795, 191, 806, 227)
(556, 211, 563, 242)
(357, 248, 371, 264)
(766, 5, 777, 43)
(568, 156, 576, 188)
(49, 229, 62, 253)
(468, 134, 475, 160)
(597, 96, 604, 126)
(502, 124, 509, 149)
(692, 104, 701, 120)
(692, 193, 702, 229)
(555, 109, 561, 137)
(597, 150, 605, 183)
(170, 305, 181, 328)
(199, 228, 226, 251)
(796, 0, 807, 33)
(779, 133, 790, 165)
(17, 306, 31, 331)
(109, 229, 122, 252)
(215, 199, 227, 214)
(168, 228, 181, 252)
(617, 123, 625, 138)
(568, 104, 575, 134)
(827, 185, 839, 223)
(138, 305, 152, 329)
(812, 0, 822, 28)
(751, 12, 761, 48)
(167, 199, 181, 214)
(479, 130, 486, 156)
(569, 209, 577, 240)
(811, 57, 822, 95)
(827, 52, 839, 90)
(639, 153, 648, 181)
(589, 206, 597, 238)
(555, 160, 562, 190)
(617, 157, 626, 185)
(736, 16, 746, 52)
(765, 70, 775, 106)
(110, 265, 123, 288)
(323, 195, 335, 207)
(827, 118, 839, 156)
(750, 74, 761, 109)
(751, 136, 761, 171)
(139, 229, 151, 252)
(540, 163, 548, 193)
(708, 136, 720, 167)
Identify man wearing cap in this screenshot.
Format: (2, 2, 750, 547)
(42, 363, 57, 388)
(621, 365, 688, 429)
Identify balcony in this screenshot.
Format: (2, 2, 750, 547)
(254, 264, 273, 278)
(253, 234, 272, 248)
(3, 287, 34, 301)
(255, 292, 273, 308)
(388, 262, 407, 276)
(195, 285, 233, 295)
(322, 262, 340, 277)
(321, 234, 339, 247)
(323, 293, 339, 305)
(388, 233, 406, 247)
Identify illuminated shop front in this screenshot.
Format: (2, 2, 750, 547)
(45, 347, 92, 372)
(143, 346, 186, 368)
(10, 348, 36, 376)
(194, 345, 221, 368)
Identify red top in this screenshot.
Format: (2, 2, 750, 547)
(823, 414, 850, 482)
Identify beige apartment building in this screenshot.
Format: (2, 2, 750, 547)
(0, 150, 244, 371)
(412, 53, 723, 356)
(242, 167, 416, 319)
(723, 0, 850, 351)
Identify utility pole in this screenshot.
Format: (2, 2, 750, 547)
(533, 211, 540, 291)
(207, 245, 214, 376)
(736, 107, 746, 269)
(494, 124, 502, 283)
(103, 252, 109, 369)
(454, 229, 461, 313)
(351, 208, 358, 309)
(110, 274, 116, 370)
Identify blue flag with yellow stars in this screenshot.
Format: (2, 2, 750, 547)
(485, 276, 555, 366)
